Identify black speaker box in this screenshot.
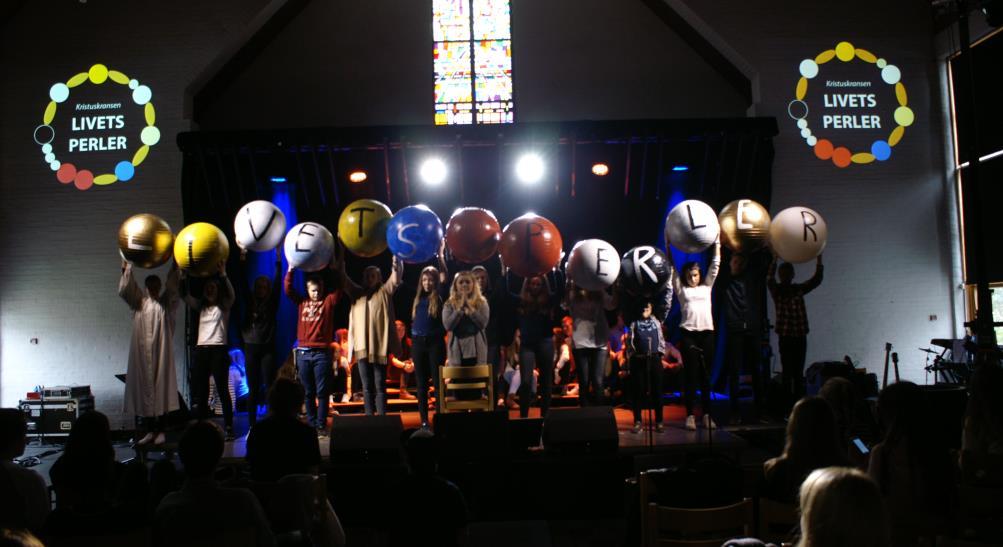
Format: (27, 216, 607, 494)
(543, 406, 618, 455)
(328, 415, 403, 464)
(434, 410, 509, 462)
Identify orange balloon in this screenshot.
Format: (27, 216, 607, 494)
(445, 207, 501, 264)
(499, 214, 563, 278)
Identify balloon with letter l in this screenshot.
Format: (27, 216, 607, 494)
(769, 206, 827, 263)
(664, 199, 720, 253)
(386, 204, 444, 264)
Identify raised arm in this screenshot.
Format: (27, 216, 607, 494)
(767, 257, 779, 298)
(179, 271, 200, 309)
(438, 239, 449, 285)
(118, 262, 143, 311)
(384, 255, 403, 294)
(283, 268, 304, 305)
(800, 254, 824, 294)
(703, 241, 721, 287)
(218, 261, 236, 310)
(163, 261, 180, 309)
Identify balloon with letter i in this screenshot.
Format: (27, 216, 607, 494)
(174, 222, 229, 277)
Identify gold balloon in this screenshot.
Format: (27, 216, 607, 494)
(338, 199, 392, 258)
(718, 199, 771, 252)
(118, 214, 174, 268)
(173, 222, 230, 277)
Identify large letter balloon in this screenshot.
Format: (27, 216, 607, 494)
(386, 205, 444, 264)
(338, 199, 393, 258)
(718, 199, 771, 252)
(566, 239, 620, 291)
(499, 213, 563, 278)
(284, 222, 335, 272)
(619, 246, 670, 296)
(174, 222, 229, 277)
(769, 206, 827, 263)
(664, 199, 720, 253)
(118, 213, 174, 269)
(233, 200, 286, 252)
(444, 207, 501, 264)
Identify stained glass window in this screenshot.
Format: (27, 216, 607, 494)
(433, 0, 513, 125)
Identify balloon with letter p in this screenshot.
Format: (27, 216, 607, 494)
(498, 213, 563, 278)
(386, 204, 444, 264)
(769, 206, 827, 263)
(664, 200, 720, 253)
(566, 239, 620, 291)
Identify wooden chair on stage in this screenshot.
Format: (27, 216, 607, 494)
(757, 498, 799, 545)
(640, 469, 753, 547)
(438, 364, 494, 413)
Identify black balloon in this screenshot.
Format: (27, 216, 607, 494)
(619, 246, 670, 296)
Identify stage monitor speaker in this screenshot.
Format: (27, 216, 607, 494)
(434, 410, 509, 463)
(329, 415, 403, 465)
(543, 406, 618, 455)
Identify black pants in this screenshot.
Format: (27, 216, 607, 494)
(193, 345, 232, 427)
(630, 354, 664, 423)
(519, 337, 554, 418)
(725, 330, 762, 415)
(412, 335, 445, 424)
(680, 329, 713, 416)
(574, 347, 607, 406)
(778, 335, 807, 398)
(244, 342, 277, 426)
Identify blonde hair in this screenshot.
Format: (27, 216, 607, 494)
(411, 266, 442, 320)
(448, 270, 486, 311)
(797, 467, 889, 547)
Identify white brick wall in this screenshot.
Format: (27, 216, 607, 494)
(0, 1, 266, 428)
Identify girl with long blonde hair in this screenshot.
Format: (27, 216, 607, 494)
(442, 271, 490, 380)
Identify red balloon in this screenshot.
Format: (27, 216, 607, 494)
(445, 207, 501, 264)
(499, 214, 563, 278)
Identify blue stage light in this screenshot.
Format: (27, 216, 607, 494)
(269, 176, 287, 183)
(671, 165, 689, 172)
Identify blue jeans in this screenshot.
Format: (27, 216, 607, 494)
(357, 358, 387, 415)
(519, 337, 554, 418)
(297, 348, 332, 428)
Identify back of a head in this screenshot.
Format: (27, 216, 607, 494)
(877, 381, 924, 442)
(65, 411, 113, 462)
(179, 421, 224, 479)
(785, 397, 842, 468)
(406, 429, 437, 475)
(0, 529, 45, 547)
(798, 467, 889, 547)
(0, 408, 27, 457)
(267, 378, 306, 418)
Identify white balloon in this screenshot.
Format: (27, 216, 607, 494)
(664, 200, 720, 253)
(234, 200, 287, 252)
(567, 239, 620, 291)
(769, 207, 828, 263)
(283, 222, 335, 272)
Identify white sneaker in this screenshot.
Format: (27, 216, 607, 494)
(340, 393, 350, 403)
(702, 415, 717, 430)
(153, 432, 166, 445)
(685, 415, 697, 431)
(135, 432, 155, 445)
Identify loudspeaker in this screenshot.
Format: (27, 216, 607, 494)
(328, 415, 403, 464)
(543, 406, 618, 455)
(434, 410, 509, 462)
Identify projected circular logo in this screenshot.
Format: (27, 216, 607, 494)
(788, 41, 912, 168)
(33, 64, 159, 190)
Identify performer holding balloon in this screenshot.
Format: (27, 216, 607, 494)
(240, 248, 282, 428)
(768, 253, 823, 400)
(181, 260, 237, 439)
(669, 241, 721, 431)
(283, 225, 340, 434)
(340, 248, 404, 416)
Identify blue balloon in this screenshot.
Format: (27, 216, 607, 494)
(386, 205, 444, 264)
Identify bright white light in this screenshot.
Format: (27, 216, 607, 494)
(420, 158, 448, 186)
(515, 153, 545, 185)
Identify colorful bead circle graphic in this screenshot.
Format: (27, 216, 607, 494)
(789, 42, 912, 168)
(35, 64, 158, 190)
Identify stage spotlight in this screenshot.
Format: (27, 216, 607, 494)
(420, 158, 448, 186)
(591, 163, 609, 176)
(671, 165, 689, 172)
(269, 176, 287, 184)
(515, 153, 545, 184)
(348, 170, 368, 183)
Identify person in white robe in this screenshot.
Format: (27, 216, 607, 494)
(118, 259, 181, 446)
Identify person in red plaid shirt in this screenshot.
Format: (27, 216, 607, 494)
(768, 253, 823, 399)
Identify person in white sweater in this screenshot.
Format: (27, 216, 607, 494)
(669, 240, 720, 431)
